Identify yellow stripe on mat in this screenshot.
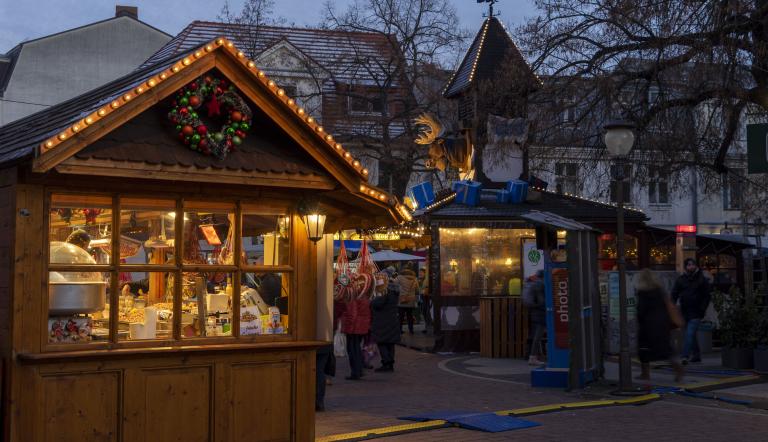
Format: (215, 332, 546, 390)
(495, 394, 660, 416)
(318, 394, 662, 441)
(681, 375, 762, 393)
(316, 420, 448, 442)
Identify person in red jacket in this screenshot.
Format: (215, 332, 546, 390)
(340, 293, 371, 380)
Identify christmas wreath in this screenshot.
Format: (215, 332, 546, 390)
(167, 74, 253, 159)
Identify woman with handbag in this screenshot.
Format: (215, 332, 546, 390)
(636, 269, 684, 382)
(397, 266, 419, 334)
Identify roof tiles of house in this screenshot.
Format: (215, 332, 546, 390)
(142, 21, 397, 85)
(418, 188, 647, 224)
(0, 48, 194, 167)
(443, 17, 538, 99)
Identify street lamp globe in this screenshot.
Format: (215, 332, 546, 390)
(603, 120, 635, 157)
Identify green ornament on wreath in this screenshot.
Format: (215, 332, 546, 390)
(167, 74, 252, 159)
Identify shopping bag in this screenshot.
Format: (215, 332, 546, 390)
(363, 340, 379, 367)
(334, 330, 347, 357)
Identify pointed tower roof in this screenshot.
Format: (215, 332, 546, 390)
(443, 16, 538, 99)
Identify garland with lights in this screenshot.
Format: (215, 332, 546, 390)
(167, 74, 252, 159)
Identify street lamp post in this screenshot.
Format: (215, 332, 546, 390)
(604, 120, 635, 392)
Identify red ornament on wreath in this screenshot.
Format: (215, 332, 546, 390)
(167, 74, 252, 159)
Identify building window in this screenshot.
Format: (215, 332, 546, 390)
(555, 162, 580, 194)
(348, 91, 384, 115)
(723, 171, 743, 210)
(648, 170, 669, 204)
(647, 86, 661, 108)
(610, 164, 632, 204)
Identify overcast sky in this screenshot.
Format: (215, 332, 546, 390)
(0, 0, 538, 55)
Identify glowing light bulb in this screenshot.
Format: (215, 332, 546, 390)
(307, 117, 314, 124)
(172, 66, 180, 73)
(206, 44, 213, 51)
(182, 58, 191, 66)
(216, 38, 224, 45)
(334, 143, 342, 150)
(160, 73, 167, 79)
(268, 80, 276, 87)
(287, 99, 295, 106)
(45, 141, 54, 148)
(148, 79, 156, 87)
(277, 88, 285, 96)
(298, 108, 305, 115)
(353, 160, 360, 167)
(84, 117, 93, 125)
(344, 152, 351, 158)
(247, 61, 255, 68)
(98, 109, 107, 116)
(316, 126, 324, 133)
(123, 94, 132, 101)
(58, 133, 67, 141)
(194, 51, 202, 58)
(111, 101, 120, 109)
(362, 168, 369, 174)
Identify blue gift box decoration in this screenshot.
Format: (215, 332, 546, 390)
(408, 182, 435, 208)
(454, 180, 482, 206)
(496, 190, 512, 203)
(505, 180, 529, 204)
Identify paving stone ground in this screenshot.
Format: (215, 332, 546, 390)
(316, 347, 768, 441)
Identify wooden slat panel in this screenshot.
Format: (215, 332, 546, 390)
(41, 371, 121, 442)
(231, 362, 293, 442)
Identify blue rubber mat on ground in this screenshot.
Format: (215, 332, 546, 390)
(400, 411, 540, 433)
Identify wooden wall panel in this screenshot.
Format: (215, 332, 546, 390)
(141, 366, 212, 442)
(40, 371, 120, 442)
(231, 361, 293, 442)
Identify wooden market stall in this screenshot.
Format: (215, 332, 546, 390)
(0, 38, 406, 441)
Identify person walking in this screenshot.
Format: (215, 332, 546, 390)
(397, 265, 419, 334)
(671, 258, 712, 364)
(370, 272, 401, 372)
(523, 270, 546, 366)
(418, 268, 432, 332)
(636, 269, 684, 382)
(339, 291, 371, 381)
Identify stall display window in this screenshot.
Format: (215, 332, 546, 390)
(48, 271, 111, 344)
(598, 234, 639, 271)
(180, 272, 234, 338)
(118, 271, 174, 341)
(242, 214, 290, 266)
(49, 195, 112, 265)
(649, 244, 675, 270)
(183, 206, 235, 265)
(240, 272, 291, 335)
(439, 228, 535, 297)
(48, 195, 113, 344)
(120, 198, 176, 266)
(46, 194, 294, 348)
(700, 254, 738, 289)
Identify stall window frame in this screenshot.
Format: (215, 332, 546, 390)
(44, 190, 297, 352)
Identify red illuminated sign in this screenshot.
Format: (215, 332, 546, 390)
(675, 225, 697, 234)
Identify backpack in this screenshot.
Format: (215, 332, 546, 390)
(522, 280, 537, 307)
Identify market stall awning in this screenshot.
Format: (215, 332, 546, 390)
(370, 250, 425, 262)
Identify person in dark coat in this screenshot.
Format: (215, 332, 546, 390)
(524, 270, 546, 366)
(636, 269, 684, 382)
(370, 273, 401, 372)
(671, 258, 712, 364)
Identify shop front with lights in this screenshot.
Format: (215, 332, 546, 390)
(415, 187, 647, 354)
(0, 38, 405, 441)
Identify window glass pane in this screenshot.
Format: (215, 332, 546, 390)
(118, 271, 174, 340)
(658, 182, 669, 204)
(181, 272, 234, 338)
(242, 214, 290, 266)
(183, 208, 235, 265)
(48, 271, 111, 344)
(50, 195, 112, 265)
(120, 199, 176, 266)
(438, 228, 535, 297)
(240, 272, 290, 335)
(598, 234, 639, 271)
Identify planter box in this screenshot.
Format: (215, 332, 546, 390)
(755, 348, 768, 374)
(722, 347, 754, 369)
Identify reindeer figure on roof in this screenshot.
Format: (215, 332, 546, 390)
(414, 114, 475, 180)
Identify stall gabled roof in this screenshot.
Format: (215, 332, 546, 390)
(519, 211, 597, 232)
(0, 37, 410, 223)
(416, 187, 647, 225)
(443, 16, 539, 98)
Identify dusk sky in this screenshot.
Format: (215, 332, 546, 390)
(0, 0, 538, 56)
